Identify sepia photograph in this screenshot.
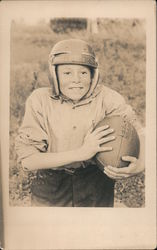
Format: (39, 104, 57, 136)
(0, 1, 156, 249)
(10, 17, 145, 208)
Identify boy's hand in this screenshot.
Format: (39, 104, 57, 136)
(79, 125, 115, 161)
(103, 156, 144, 180)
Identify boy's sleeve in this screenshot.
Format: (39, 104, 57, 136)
(15, 91, 48, 163)
(104, 88, 142, 132)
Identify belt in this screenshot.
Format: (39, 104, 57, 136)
(37, 161, 97, 178)
(64, 161, 87, 175)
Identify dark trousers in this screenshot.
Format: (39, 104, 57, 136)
(31, 165, 115, 207)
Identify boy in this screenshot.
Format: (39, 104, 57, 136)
(15, 39, 145, 207)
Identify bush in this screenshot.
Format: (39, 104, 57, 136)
(50, 18, 87, 33)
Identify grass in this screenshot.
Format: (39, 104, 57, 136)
(9, 19, 145, 207)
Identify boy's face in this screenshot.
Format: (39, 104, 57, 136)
(57, 64, 92, 101)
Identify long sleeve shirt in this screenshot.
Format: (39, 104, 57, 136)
(15, 84, 141, 169)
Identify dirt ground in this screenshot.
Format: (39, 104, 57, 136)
(9, 19, 145, 207)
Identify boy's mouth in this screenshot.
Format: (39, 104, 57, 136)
(69, 87, 84, 89)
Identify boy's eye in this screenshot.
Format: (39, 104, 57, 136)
(63, 72, 71, 75)
(81, 71, 87, 75)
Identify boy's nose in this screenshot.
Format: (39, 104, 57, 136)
(72, 72, 80, 83)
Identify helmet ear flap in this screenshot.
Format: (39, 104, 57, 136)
(92, 68, 99, 86)
(48, 64, 60, 96)
(86, 68, 99, 98)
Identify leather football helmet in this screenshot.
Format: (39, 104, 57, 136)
(48, 39, 99, 97)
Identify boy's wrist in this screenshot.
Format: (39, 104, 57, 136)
(75, 147, 86, 162)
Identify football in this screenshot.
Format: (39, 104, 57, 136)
(95, 115, 140, 168)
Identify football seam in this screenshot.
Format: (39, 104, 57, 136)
(116, 134, 123, 168)
(96, 157, 105, 168)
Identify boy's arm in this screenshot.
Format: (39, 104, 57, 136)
(22, 125, 114, 171)
(22, 150, 84, 171)
(15, 90, 49, 163)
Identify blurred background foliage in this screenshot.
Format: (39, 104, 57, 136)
(10, 18, 145, 207)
